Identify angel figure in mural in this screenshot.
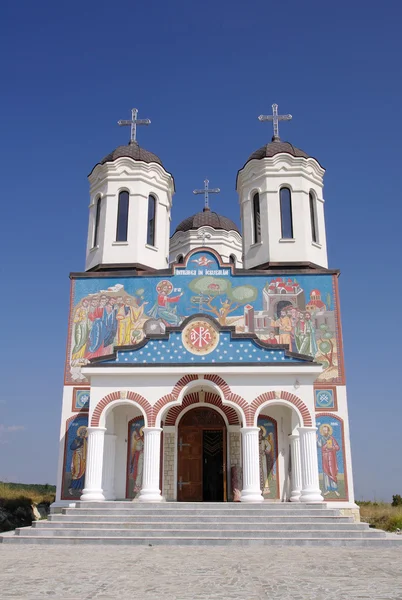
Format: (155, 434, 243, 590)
(69, 426, 87, 495)
(149, 280, 183, 326)
(130, 427, 144, 493)
(259, 426, 274, 495)
(317, 424, 340, 496)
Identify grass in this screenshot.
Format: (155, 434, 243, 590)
(0, 481, 56, 505)
(358, 501, 402, 532)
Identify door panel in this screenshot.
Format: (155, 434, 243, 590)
(177, 427, 203, 501)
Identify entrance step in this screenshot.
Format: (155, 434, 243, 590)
(2, 502, 401, 546)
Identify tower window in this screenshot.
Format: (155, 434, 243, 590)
(116, 191, 129, 242)
(229, 254, 236, 265)
(93, 197, 101, 247)
(147, 195, 156, 246)
(309, 191, 318, 243)
(280, 187, 293, 239)
(252, 192, 261, 243)
(177, 254, 184, 264)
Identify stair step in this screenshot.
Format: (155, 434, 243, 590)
(49, 514, 352, 523)
(61, 508, 342, 517)
(73, 501, 328, 510)
(18, 527, 386, 539)
(4, 536, 402, 547)
(37, 520, 364, 530)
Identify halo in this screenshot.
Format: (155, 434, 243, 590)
(139, 426, 144, 437)
(259, 425, 266, 437)
(156, 280, 173, 294)
(77, 426, 87, 437)
(319, 423, 333, 436)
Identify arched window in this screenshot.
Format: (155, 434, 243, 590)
(93, 197, 101, 247)
(177, 255, 184, 264)
(252, 192, 261, 243)
(309, 191, 318, 243)
(147, 195, 156, 246)
(280, 187, 293, 239)
(116, 191, 129, 242)
(229, 254, 236, 265)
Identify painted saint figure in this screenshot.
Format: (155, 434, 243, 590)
(69, 426, 87, 496)
(271, 310, 292, 349)
(317, 424, 340, 496)
(130, 426, 144, 494)
(259, 426, 273, 495)
(71, 298, 90, 360)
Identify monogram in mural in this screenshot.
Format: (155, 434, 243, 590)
(67, 251, 342, 384)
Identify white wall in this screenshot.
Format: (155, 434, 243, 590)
(169, 227, 243, 266)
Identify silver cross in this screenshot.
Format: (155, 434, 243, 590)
(193, 179, 220, 210)
(258, 103, 292, 140)
(118, 108, 151, 144)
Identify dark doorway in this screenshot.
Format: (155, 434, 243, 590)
(203, 429, 224, 502)
(177, 406, 227, 502)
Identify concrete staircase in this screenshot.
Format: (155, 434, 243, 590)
(1, 502, 400, 546)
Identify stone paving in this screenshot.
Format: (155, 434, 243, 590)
(0, 544, 402, 600)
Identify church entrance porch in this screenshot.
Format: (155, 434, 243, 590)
(177, 407, 227, 502)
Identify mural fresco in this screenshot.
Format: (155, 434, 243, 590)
(62, 414, 88, 500)
(316, 414, 347, 500)
(126, 417, 145, 499)
(72, 388, 90, 411)
(257, 415, 279, 499)
(66, 250, 342, 384)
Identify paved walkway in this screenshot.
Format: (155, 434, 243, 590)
(1, 545, 402, 599)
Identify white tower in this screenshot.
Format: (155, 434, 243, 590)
(85, 109, 174, 272)
(169, 180, 242, 265)
(237, 104, 327, 270)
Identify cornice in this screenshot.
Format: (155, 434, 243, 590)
(236, 154, 325, 190)
(89, 157, 175, 193)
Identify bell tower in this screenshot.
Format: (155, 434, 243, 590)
(237, 104, 328, 270)
(85, 108, 174, 272)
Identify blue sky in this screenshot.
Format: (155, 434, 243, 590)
(0, 0, 401, 501)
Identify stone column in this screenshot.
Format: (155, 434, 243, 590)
(80, 427, 106, 502)
(298, 426, 324, 503)
(288, 434, 302, 502)
(240, 427, 264, 503)
(102, 434, 117, 500)
(138, 427, 163, 502)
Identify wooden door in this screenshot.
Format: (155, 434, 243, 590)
(177, 427, 203, 501)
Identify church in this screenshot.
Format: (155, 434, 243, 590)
(54, 105, 357, 518)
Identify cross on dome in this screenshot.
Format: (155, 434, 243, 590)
(118, 108, 151, 145)
(258, 103, 292, 141)
(193, 179, 220, 211)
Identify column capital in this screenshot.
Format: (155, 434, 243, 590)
(288, 433, 300, 440)
(87, 426, 107, 435)
(143, 427, 162, 434)
(241, 426, 260, 434)
(298, 426, 318, 434)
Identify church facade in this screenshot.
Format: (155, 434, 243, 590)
(54, 106, 357, 514)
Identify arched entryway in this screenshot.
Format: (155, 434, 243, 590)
(177, 407, 227, 502)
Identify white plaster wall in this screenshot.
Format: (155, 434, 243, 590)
(85, 158, 174, 271)
(237, 154, 328, 269)
(169, 227, 243, 266)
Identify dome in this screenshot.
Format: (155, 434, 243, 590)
(242, 138, 323, 169)
(89, 142, 163, 174)
(174, 209, 240, 234)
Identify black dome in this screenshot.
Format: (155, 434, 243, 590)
(90, 142, 163, 174)
(174, 209, 240, 234)
(242, 138, 323, 169)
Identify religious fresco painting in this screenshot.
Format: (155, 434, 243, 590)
(316, 414, 347, 500)
(314, 387, 337, 410)
(72, 388, 90, 412)
(126, 417, 145, 499)
(257, 415, 279, 499)
(62, 414, 88, 500)
(66, 251, 342, 384)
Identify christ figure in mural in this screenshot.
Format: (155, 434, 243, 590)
(149, 280, 182, 326)
(317, 424, 340, 496)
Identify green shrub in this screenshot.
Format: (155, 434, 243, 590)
(391, 494, 402, 507)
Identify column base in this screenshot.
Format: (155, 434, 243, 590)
(290, 490, 301, 502)
(103, 492, 116, 501)
(80, 489, 105, 502)
(300, 489, 323, 503)
(240, 489, 264, 503)
(137, 489, 163, 503)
